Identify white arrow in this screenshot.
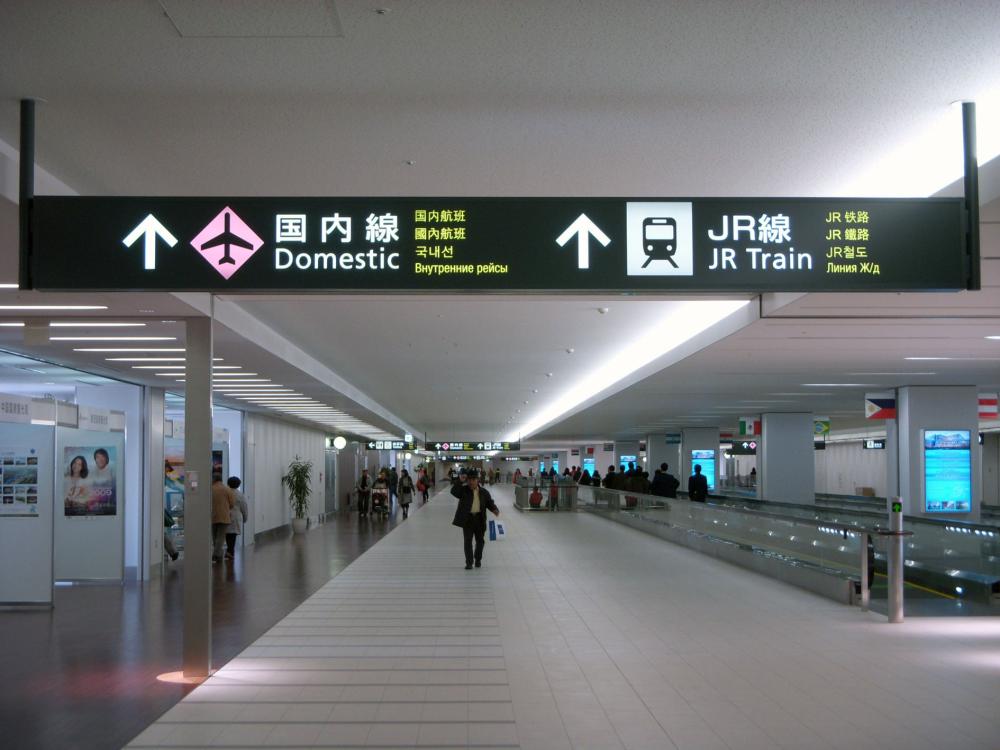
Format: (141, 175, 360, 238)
(123, 214, 178, 270)
(555, 213, 611, 270)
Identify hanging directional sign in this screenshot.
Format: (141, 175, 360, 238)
(428, 440, 520, 452)
(366, 440, 419, 451)
(26, 196, 971, 292)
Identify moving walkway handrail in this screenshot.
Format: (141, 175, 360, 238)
(580, 484, 897, 614)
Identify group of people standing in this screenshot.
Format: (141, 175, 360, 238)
(354, 465, 432, 519)
(532, 460, 710, 502)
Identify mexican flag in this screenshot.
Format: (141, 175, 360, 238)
(738, 416, 761, 436)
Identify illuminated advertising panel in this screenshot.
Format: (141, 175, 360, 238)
(923, 430, 972, 513)
(691, 449, 716, 491)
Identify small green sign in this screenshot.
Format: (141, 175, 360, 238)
(891, 501, 903, 513)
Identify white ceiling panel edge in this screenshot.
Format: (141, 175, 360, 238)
(172, 291, 420, 438)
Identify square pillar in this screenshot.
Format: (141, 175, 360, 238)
(759, 413, 815, 504)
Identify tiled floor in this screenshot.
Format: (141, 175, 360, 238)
(127, 485, 1000, 749)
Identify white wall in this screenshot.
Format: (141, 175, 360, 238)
(245, 414, 327, 534)
(814, 440, 888, 496)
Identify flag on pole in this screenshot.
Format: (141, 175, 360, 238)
(738, 416, 761, 436)
(814, 417, 831, 435)
(865, 392, 897, 420)
(979, 393, 999, 420)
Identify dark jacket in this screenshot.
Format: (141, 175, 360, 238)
(650, 471, 680, 498)
(451, 483, 499, 529)
(688, 473, 708, 501)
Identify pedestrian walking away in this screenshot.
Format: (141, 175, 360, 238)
(356, 468, 372, 517)
(225, 476, 250, 560)
(398, 469, 415, 519)
(451, 468, 499, 569)
(210, 473, 235, 563)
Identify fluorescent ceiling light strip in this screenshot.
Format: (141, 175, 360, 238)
(107, 357, 186, 362)
(211, 372, 258, 377)
(0, 283, 19, 289)
(51, 336, 176, 341)
(50, 322, 146, 327)
(507, 300, 749, 441)
(0, 305, 107, 310)
(212, 378, 270, 383)
(74, 348, 185, 352)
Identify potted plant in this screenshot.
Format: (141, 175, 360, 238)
(282, 456, 313, 534)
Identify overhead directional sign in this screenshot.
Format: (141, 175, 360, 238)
(429, 440, 520, 452)
(366, 440, 419, 451)
(27, 196, 971, 292)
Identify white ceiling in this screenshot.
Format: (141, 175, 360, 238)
(0, 2, 998, 443)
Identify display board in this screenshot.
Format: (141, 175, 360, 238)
(923, 429, 972, 513)
(691, 449, 717, 491)
(28, 196, 970, 292)
(164, 434, 230, 552)
(54, 427, 126, 581)
(582, 458, 596, 474)
(0, 424, 54, 604)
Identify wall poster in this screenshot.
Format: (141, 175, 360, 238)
(63, 445, 118, 516)
(0, 448, 40, 517)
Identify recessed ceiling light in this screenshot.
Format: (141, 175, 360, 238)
(566, 348, 575, 354)
(52, 336, 176, 342)
(106, 357, 186, 362)
(138, 309, 156, 313)
(597, 307, 609, 314)
(801, 383, 877, 387)
(73, 348, 185, 353)
(532, 388, 539, 394)
(0, 305, 108, 310)
(986, 336, 1000, 340)
(49, 322, 146, 327)
(545, 372, 554, 378)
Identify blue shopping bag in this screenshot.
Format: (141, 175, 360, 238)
(488, 519, 497, 541)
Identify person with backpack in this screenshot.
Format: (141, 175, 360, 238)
(398, 469, 415, 518)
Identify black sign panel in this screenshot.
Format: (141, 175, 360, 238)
(729, 440, 758, 455)
(366, 440, 419, 451)
(863, 439, 886, 450)
(28, 196, 969, 292)
(428, 440, 520, 452)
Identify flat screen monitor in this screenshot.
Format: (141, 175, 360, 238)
(618, 454, 637, 469)
(582, 458, 595, 475)
(552, 461, 560, 474)
(539, 461, 546, 474)
(923, 430, 971, 513)
(690, 449, 716, 491)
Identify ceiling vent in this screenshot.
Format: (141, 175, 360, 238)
(159, 0, 343, 38)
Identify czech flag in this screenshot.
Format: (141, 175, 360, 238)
(865, 392, 897, 420)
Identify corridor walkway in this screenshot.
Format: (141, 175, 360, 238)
(128, 485, 1000, 750)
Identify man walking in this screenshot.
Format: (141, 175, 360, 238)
(451, 469, 500, 570)
(211, 473, 235, 563)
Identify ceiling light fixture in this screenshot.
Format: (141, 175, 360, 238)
(106, 357, 186, 362)
(507, 300, 749, 442)
(50, 336, 175, 341)
(0, 305, 108, 310)
(73, 348, 185, 353)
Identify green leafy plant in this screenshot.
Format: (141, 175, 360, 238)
(282, 456, 313, 520)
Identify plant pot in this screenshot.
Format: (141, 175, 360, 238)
(291, 517, 308, 534)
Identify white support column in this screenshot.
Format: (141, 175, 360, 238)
(144, 387, 166, 579)
(759, 413, 815, 504)
(647, 434, 681, 478)
(183, 315, 214, 679)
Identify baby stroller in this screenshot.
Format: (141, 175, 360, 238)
(370, 486, 390, 518)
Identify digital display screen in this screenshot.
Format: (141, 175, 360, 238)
(582, 458, 595, 474)
(691, 449, 716, 491)
(539, 461, 546, 474)
(618, 454, 637, 466)
(923, 430, 971, 513)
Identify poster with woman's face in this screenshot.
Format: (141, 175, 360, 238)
(63, 446, 117, 516)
